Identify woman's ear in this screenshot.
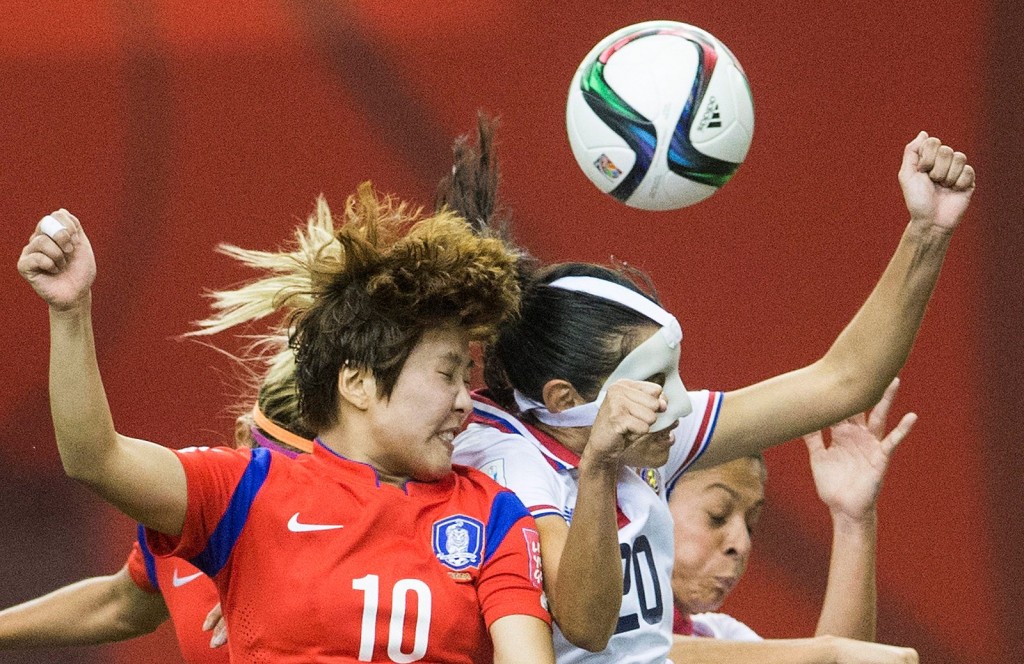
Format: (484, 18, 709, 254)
(541, 379, 586, 413)
(337, 364, 376, 410)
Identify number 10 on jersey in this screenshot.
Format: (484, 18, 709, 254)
(353, 574, 432, 663)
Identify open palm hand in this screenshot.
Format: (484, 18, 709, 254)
(804, 378, 917, 521)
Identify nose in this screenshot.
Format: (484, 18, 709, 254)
(454, 381, 473, 416)
(724, 519, 752, 560)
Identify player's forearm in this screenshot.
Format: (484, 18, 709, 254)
(48, 300, 188, 534)
(551, 457, 622, 651)
(0, 571, 166, 647)
(490, 615, 555, 664)
(817, 223, 951, 414)
(815, 511, 878, 641)
(670, 636, 830, 664)
(697, 226, 947, 466)
(48, 295, 120, 484)
(669, 634, 853, 664)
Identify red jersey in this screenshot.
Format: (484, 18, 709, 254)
(146, 442, 549, 663)
(126, 527, 227, 664)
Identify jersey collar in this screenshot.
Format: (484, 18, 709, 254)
(311, 439, 455, 495)
(673, 607, 694, 636)
(469, 391, 582, 471)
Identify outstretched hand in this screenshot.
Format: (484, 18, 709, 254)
(17, 209, 95, 311)
(899, 131, 976, 234)
(803, 378, 916, 523)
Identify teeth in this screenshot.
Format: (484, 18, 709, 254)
(439, 432, 455, 443)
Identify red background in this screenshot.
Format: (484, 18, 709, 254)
(1, 2, 1020, 662)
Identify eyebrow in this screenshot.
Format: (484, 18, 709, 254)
(706, 483, 740, 499)
(705, 483, 765, 507)
(439, 352, 474, 369)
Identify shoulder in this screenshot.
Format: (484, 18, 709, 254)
(678, 390, 725, 437)
(170, 445, 255, 481)
(455, 424, 552, 470)
(450, 466, 531, 512)
(663, 389, 725, 488)
(450, 462, 506, 490)
(454, 428, 564, 502)
(181, 445, 306, 470)
(454, 465, 532, 506)
(455, 422, 523, 455)
(175, 444, 249, 457)
(173, 446, 299, 501)
(173, 444, 256, 467)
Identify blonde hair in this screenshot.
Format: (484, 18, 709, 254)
(191, 183, 521, 434)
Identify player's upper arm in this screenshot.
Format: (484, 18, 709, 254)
(533, 515, 569, 608)
(93, 434, 188, 536)
(475, 491, 549, 628)
(693, 364, 843, 470)
(146, 446, 272, 572)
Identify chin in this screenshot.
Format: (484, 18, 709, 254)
(676, 581, 726, 614)
(688, 596, 724, 615)
(412, 462, 451, 483)
(631, 449, 671, 469)
(699, 587, 729, 613)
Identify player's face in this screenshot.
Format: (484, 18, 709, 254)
(368, 325, 474, 484)
(668, 457, 765, 614)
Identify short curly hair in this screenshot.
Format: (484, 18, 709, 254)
(191, 182, 521, 434)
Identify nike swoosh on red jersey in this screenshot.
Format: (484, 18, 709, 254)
(172, 568, 205, 587)
(287, 512, 345, 532)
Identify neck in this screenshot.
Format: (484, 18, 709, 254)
(531, 420, 590, 457)
(317, 428, 410, 488)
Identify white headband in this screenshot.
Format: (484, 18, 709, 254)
(513, 276, 682, 426)
(547, 276, 679, 336)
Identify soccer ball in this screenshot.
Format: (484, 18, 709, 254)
(566, 21, 754, 211)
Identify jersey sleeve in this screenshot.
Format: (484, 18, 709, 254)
(691, 612, 762, 641)
(145, 446, 272, 578)
(662, 390, 723, 495)
(476, 490, 551, 627)
(125, 527, 160, 594)
(455, 426, 566, 521)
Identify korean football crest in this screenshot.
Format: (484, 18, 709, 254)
(432, 515, 483, 571)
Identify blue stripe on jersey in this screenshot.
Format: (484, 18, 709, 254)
(136, 523, 160, 591)
(694, 392, 724, 465)
(190, 447, 272, 577)
(483, 491, 531, 564)
(666, 391, 724, 498)
(471, 407, 522, 437)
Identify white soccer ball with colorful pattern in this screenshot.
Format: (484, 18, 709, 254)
(566, 21, 754, 211)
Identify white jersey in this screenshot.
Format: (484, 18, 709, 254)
(689, 612, 762, 641)
(454, 390, 723, 664)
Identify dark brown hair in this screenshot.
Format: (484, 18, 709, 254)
(289, 183, 521, 432)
